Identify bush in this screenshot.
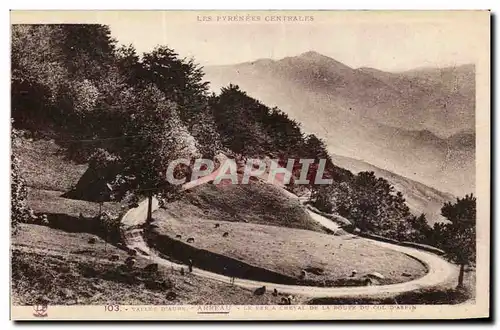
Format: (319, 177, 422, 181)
(96, 212, 122, 243)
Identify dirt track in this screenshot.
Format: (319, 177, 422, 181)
(121, 196, 456, 298)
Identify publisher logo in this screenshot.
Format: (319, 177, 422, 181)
(33, 305, 48, 318)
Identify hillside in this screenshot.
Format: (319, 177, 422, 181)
(164, 181, 325, 233)
(357, 64, 475, 137)
(203, 52, 475, 197)
(12, 136, 88, 192)
(12, 224, 287, 305)
(149, 214, 427, 286)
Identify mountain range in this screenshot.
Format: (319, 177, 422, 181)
(203, 51, 475, 200)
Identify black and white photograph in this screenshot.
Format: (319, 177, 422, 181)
(9, 10, 490, 320)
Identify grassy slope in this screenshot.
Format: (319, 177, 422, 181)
(13, 137, 87, 192)
(27, 188, 121, 218)
(167, 182, 324, 233)
(151, 212, 427, 285)
(11, 224, 291, 305)
(16, 137, 121, 219)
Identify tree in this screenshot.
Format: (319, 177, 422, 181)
(310, 185, 334, 212)
(316, 171, 414, 240)
(59, 24, 116, 81)
(407, 213, 433, 243)
(190, 111, 223, 159)
(11, 24, 121, 150)
(141, 46, 210, 128)
(11, 25, 68, 133)
(11, 127, 35, 234)
(115, 44, 142, 86)
(116, 86, 196, 221)
(440, 194, 476, 288)
(211, 84, 273, 156)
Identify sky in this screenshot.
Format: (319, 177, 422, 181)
(11, 10, 489, 71)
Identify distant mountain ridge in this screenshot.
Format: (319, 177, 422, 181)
(203, 51, 475, 197)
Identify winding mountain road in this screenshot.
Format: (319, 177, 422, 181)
(121, 196, 456, 299)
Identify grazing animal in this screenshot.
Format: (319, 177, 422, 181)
(188, 259, 193, 273)
(144, 263, 159, 273)
(280, 297, 292, 305)
(175, 234, 182, 239)
(125, 256, 136, 268)
(109, 254, 120, 262)
(214, 223, 220, 228)
(166, 291, 177, 301)
(222, 232, 229, 237)
(187, 237, 195, 243)
(299, 270, 307, 280)
(350, 270, 357, 277)
(253, 286, 266, 296)
(39, 214, 49, 226)
(88, 237, 96, 244)
(272, 289, 278, 296)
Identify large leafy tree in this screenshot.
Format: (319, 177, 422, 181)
(11, 25, 68, 133)
(11, 24, 118, 145)
(312, 171, 414, 240)
(139, 46, 221, 159)
(141, 46, 210, 128)
(406, 213, 433, 243)
(440, 194, 476, 288)
(348, 172, 411, 235)
(11, 127, 35, 234)
(260, 107, 304, 156)
(113, 86, 196, 220)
